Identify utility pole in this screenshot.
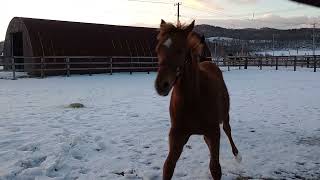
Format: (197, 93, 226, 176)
(174, 2, 182, 24)
(312, 23, 316, 56)
(214, 42, 217, 61)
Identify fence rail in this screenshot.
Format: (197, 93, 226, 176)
(0, 55, 319, 79)
(220, 55, 319, 72)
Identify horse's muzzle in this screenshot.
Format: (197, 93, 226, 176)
(155, 80, 171, 96)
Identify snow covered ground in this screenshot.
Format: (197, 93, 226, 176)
(254, 49, 320, 56)
(0, 68, 319, 180)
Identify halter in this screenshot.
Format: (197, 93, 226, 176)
(172, 41, 203, 86)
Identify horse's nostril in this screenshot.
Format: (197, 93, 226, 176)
(163, 82, 169, 89)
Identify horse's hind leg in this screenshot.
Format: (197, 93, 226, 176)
(163, 128, 190, 180)
(204, 127, 222, 180)
(223, 114, 240, 158)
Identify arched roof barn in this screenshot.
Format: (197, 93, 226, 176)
(4, 17, 158, 57)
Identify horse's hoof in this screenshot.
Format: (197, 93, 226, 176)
(235, 152, 242, 163)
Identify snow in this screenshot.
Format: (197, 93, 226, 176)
(207, 37, 235, 42)
(0, 69, 319, 180)
(0, 71, 29, 79)
(254, 49, 320, 56)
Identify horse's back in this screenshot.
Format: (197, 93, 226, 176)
(198, 61, 230, 123)
(199, 61, 222, 78)
(199, 61, 223, 81)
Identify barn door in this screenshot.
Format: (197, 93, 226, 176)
(11, 32, 24, 70)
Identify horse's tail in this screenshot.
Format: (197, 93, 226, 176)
(235, 151, 242, 163)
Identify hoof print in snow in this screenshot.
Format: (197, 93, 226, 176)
(18, 143, 40, 152)
(297, 136, 320, 146)
(79, 167, 89, 174)
(152, 166, 160, 170)
(296, 162, 305, 166)
(68, 103, 85, 108)
(18, 156, 47, 169)
(250, 130, 255, 132)
(185, 145, 192, 149)
(113, 169, 138, 177)
(274, 171, 282, 175)
(143, 145, 150, 149)
(95, 142, 106, 152)
(114, 171, 125, 176)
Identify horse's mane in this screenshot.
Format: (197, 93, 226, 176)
(156, 21, 209, 60)
(157, 22, 190, 40)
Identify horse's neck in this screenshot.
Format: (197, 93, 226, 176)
(177, 55, 200, 98)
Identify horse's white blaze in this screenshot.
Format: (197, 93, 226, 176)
(163, 38, 172, 48)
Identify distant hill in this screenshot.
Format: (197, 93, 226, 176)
(194, 25, 320, 41)
(0, 41, 3, 54)
(194, 25, 320, 56)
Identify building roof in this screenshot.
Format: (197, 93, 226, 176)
(290, 0, 320, 7)
(16, 17, 159, 57)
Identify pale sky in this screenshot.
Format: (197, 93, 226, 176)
(0, 0, 319, 41)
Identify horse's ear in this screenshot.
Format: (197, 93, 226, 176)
(185, 20, 195, 34)
(160, 19, 166, 28)
(201, 35, 205, 43)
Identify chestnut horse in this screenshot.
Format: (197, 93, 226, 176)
(155, 20, 241, 180)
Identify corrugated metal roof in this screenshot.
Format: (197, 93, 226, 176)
(18, 17, 159, 57)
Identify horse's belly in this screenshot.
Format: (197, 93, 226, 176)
(173, 113, 219, 135)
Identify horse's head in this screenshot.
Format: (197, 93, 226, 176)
(155, 19, 203, 96)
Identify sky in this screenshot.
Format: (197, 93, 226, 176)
(0, 0, 319, 41)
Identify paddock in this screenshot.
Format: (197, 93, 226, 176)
(0, 68, 319, 179)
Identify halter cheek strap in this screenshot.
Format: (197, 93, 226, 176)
(172, 41, 203, 86)
(172, 51, 192, 86)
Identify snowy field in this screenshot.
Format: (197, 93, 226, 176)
(254, 49, 320, 56)
(0, 68, 320, 180)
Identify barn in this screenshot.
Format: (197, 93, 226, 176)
(2, 17, 211, 76)
(2, 17, 159, 76)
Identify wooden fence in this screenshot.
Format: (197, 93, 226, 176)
(220, 55, 320, 72)
(0, 56, 158, 79)
(0, 55, 319, 80)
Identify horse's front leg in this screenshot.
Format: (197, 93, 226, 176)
(163, 128, 190, 180)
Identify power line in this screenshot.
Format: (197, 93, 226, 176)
(127, 0, 172, 5)
(182, 4, 233, 18)
(182, 4, 305, 19)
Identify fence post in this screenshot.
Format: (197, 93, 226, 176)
(307, 57, 310, 68)
(260, 57, 262, 70)
(266, 56, 268, 67)
(314, 55, 317, 72)
(130, 57, 132, 75)
(89, 58, 92, 76)
(11, 57, 16, 80)
(294, 56, 297, 71)
(41, 57, 44, 78)
(110, 57, 113, 75)
(245, 57, 248, 69)
(285, 58, 288, 68)
(66, 57, 70, 77)
(276, 57, 278, 70)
